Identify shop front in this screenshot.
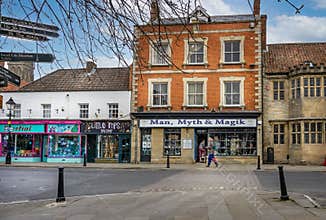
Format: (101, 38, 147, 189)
(0, 120, 83, 163)
(81, 120, 131, 163)
(133, 112, 260, 164)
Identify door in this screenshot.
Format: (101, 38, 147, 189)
(119, 135, 131, 163)
(42, 135, 48, 162)
(140, 128, 151, 162)
(87, 135, 97, 162)
(267, 147, 274, 164)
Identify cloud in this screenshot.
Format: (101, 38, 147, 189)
(95, 56, 132, 68)
(312, 0, 326, 9)
(202, 0, 248, 15)
(268, 15, 326, 43)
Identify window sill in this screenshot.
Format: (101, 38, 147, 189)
(183, 63, 208, 67)
(146, 105, 172, 111)
(219, 105, 245, 111)
(182, 105, 208, 110)
(149, 64, 171, 67)
(219, 62, 245, 68)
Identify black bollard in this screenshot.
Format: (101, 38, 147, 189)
(83, 153, 87, 167)
(56, 167, 65, 203)
(5, 152, 11, 164)
(278, 166, 289, 201)
(166, 150, 170, 168)
(257, 155, 261, 170)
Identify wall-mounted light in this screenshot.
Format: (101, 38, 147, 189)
(97, 108, 101, 114)
(28, 109, 32, 114)
(61, 107, 64, 112)
(55, 109, 59, 114)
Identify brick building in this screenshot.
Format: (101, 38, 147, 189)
(131, 0, 266, 164)
(263, 43, 326, 165)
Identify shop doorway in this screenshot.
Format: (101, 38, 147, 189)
(196, 129, 207, 163)
(140, 128, 151, 162)
(42, 135, 48, 162)
(119, 135, 131, 163)
(87, 135, 97, 162)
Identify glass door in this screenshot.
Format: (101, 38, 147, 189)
(119, 135, 131, 163)
(140, 128, 151, 162)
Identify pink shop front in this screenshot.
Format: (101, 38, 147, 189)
(0, 120, 85, 163)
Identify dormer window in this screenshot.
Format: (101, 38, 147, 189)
(189, 6, 210, 23)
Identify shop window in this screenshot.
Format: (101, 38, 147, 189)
(99, 135, 119, 159)
(150, 41, 170, 65)
(273, 81, 284, 100)
(304, 122, 323, 144)
(108, 103, 119, 118)
(163, 128, 181, 156)
(42, 104, 51, 118)
(273, 124, 285, 144)
(206, 128, 256, 156)
(49, 135, 80, 157)
(291, 123, 301, 144)
(1, 134, 41, 157)
(13, 104, 21, 118)
(141, 128, 152, 161)
(79, 103, 89, 119)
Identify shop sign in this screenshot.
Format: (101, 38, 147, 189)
(139, 119, 257, 128)
(82, 120, 131, 134)
(0, 124, 45, 133)
(47, 124, 79, 133)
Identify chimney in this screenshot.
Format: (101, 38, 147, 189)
(150, 0, 159, 22)
(86, 61, 97, 74)
(254, 0, 260, 16)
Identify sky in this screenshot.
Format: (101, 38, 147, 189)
(1, 0, 326, 78)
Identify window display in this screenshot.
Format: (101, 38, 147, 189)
(1, 134, 41, 157)
(49, 135, 81, 157)
(163, 128, 181, 156)
(99, 135, 119, 159)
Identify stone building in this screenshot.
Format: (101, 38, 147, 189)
(7, 61, 35, 83)
(263, 43, 326, 165)
(131, 0, 266, 164)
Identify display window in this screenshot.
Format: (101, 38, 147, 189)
(48, 135, 81, 157)
(197, 128, 256, 156)
(1, 134, 41, 157)
(163, 128, 181, 156)
(98, 135, 119, 159)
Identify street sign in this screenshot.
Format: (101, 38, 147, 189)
(1, 23, 59, 38)
(0, 52, 55, 62)
(0, 29, 49, 41)
(0, 66, 21, 86)
(1, 16, 59, 32)
(0, 76, 8, 87)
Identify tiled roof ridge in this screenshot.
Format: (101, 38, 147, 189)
(267, 42, 326, 46)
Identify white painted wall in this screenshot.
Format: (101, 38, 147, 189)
(0, 91, 131, 120)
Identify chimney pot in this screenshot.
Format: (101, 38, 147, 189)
(86, 61, 97, 73)
(254, 0, 260, 16)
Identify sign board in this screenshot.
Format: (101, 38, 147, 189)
(139, 119, 257, 128)
(81, 120, 131, 134)
(0, 76, 8, 87)
(0, 52, 55, 62)
(1, 16, 59, 32)
(182, 139, 192, 149)
(0, 124, 45, 133)
(0, 66, 20, 86)
(1, 23, 59, 38)
(0, 29, 49, 41)
(47, 124, 79, 133)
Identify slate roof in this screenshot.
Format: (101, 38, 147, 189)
(264, 42, 326, 74)
(151, 14, 255, 25)
(15, 67, 130, 92)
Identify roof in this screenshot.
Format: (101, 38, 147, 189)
(12, 67, 130, 92)
(0, 80, 29, 92)
(264, 42, 326, 73)
(151, 14, 255, 25)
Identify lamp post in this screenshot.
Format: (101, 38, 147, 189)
(5, 97, 15, 165)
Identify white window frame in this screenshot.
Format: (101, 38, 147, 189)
(12, 104, 21, 119)
(79, 103, 89, 119)
(148, 78, 172, 107)
(183, 38, 208, 65)
(183, 77, 207, 107)
(42, 104, 51, 118)
(149, 39, 172, 66)
(219, 76, 245, 107)
(108, 103, 119, 119)
(220, 36, 245, 64)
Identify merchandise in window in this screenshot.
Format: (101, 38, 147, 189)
(188, 42, 204, 64)
(49, 135, 81, 157)
(224, 41, 240, 63)
(206, 128, 256, 156)
(152, 83, 168, 106)
(99, 135, 119, 159)
(141, 128, 152, 157)
(163, 128, 181, 156)
(1, 134, 41, 157)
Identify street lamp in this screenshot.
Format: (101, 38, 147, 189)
(5, 97, 15, 164)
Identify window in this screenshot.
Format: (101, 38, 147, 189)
(291, 78, 301, 99)
(188, 42, 204, 64)
(273, 124, 285, 144)
(324, 77, 326, 96)
(150, 41, 170, 65)
(187, 82, 204, 105)
(108, 103, 119, 118)
(304, 77, 321, 97)
(163, 128, 181, 156)
(42, 104, 51, 118)
(296, 78, 301, 98)
(148, 79, 171, 107)
(291, 79, 295, 99)
(291, 123, 301, 144)
(224, 41, 240, 63)
(79, 104, 89, 118)
(13, 104, 21, 118)
(304, 122, 323, 144)
(273, 81, 284, 100)
(220, 77, 244, 107)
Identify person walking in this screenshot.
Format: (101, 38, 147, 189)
(207, 149, 218, 167)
